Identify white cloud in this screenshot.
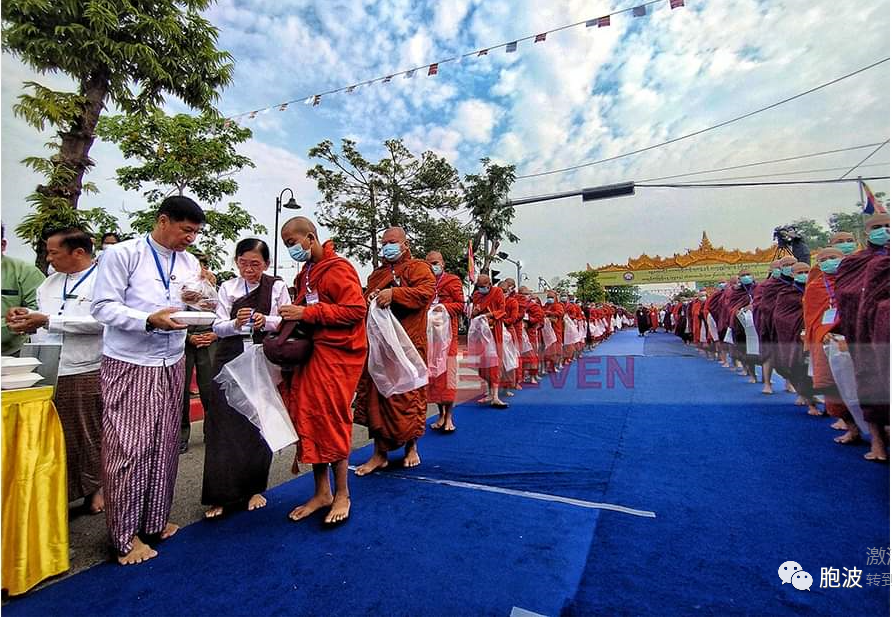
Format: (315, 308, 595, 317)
(450, 98, 501, 143)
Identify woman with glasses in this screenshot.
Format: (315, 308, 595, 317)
(202, 238, 291, 519)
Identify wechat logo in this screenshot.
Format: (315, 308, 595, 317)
(779, 561, 813, 591)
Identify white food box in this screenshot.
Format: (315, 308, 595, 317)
(1, 372, 44, 390)
(170, 311, 216, 326)
(1, 357, 42, 376)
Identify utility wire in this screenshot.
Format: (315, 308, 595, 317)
(516, 57, 891, 180)
(663, 162, 888, 184)
(636, 176, 890, 189)
(838, 139, 890, 179)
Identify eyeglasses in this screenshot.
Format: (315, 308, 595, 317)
(237, 259, 265, 270)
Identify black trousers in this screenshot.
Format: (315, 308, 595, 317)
(181, 340, 216, 445)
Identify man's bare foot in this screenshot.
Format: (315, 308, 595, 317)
(160, 522, 179, 539)
(204, 506, 224, 519)
(324, 493, 351, 525)
(248, 494, 267, 511)
(288, 492, 334, 521)
(834, 431, 862, 445)
(354, 451, 388, 476)
(762, 385, 773, 395)
(807, 406, 824, 416)
(118, 537, 157, 566)
(831, 419, 848, 430)
(403, 443, 421, 468)
(89, 490, 105, 514)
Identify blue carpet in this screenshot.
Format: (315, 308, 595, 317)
(6, 330, 888, 616)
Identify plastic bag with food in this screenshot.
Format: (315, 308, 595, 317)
(180, 278, 219, 311)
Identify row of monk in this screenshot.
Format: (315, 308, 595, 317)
(1, 195, 631, 569)
(658, 214, 889, 463)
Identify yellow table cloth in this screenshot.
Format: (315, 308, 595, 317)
(2, 386, 69, 595)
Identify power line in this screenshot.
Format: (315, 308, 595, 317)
(637, 142, 889, 183)
(663, 162, 888, 184)
(636, 176, 890, 189)
(838, 139, 890, 179)
(516, 57, 891, 180)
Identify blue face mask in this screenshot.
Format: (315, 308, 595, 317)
(477, 286, 490, 295)
(288, 243, 310, 262)
(771, 268, 781, 279)
(819, 258, 841, 274)
(382, 242, 403, 262)
(545, 298, 554, 304)
(431, 264, 442, 276)
(868, 226, 890, 246)
(717, 283, 726, 290)
(781, 266, 794, 277)
(834, 241, 856, 255)
(740, 275, 754, 286)
(793, 273, 808, 284)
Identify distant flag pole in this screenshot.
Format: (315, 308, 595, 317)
(467, 239, 476, 283)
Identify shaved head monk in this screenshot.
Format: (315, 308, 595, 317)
(754, 256, 796, 393)
(518, 286, 544, 384)
(829, 231, 858, 256)
(279, 217, 368, 524)
(471, 274, 509, 407)
(354, 227, 436, 475)
(498, 279, 520, 394)
(544, 291, 565, 371)
(425, 251, 464, 433)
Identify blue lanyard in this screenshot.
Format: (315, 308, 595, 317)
(59, 265, 96, 315)
(303, 262, 314, 293)
(822, 275, 836, 307)
(147, 235, 176, 292)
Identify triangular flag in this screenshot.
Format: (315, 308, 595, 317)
(477, 48, 489, 56)
(346, 85, 356, 93)
(405, 69, 416, 78)
(535, 33, 546, 43)
(278, 103, 288, 111)
(505, 41, 517, 53)
(248, 111, 257, 119)
(383, 75, 393, 83)
(585, 18, 598, 27)
(428, 63, 438, 76)
(598, 16, 610, 27)
(633, 5, 647, 16)
(670, 0, 685, 8)
(312, 94, 321, 107)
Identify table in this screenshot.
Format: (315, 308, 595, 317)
(2, 386, 69, 595)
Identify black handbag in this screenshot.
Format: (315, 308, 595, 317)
(262, 320, 313, 367)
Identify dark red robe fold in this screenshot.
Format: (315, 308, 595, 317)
(854, 254, 890, 423)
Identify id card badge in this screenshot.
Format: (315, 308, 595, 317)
(306, 292, 319, 305)
(821, 308, 838, 325)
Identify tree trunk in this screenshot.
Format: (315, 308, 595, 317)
(370, 185, 379, 268)
(43, 73, 109, 209)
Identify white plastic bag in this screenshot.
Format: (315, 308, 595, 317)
(699, 321, 707, 343)
(502, 326, 519, 372)
(520, 328, 533, 354)
(736, 309, 760, 355)
(213, 344, 297, 451)
(563, 314, 579, 345)
(706, 314, 719, 341)
(542, 320, 558, 349)
(825, 339, 869, 435)
(466, 314, 499, 369)
(180, 278, 219, 311)
(366, 305, 429, 397)
(426, 305, 452, 379)
(723, 326, 734, 344)
(578, 322, 586, 341)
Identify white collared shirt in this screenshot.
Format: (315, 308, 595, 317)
(35, 266, 103, 376)
(90, 235, 200, 366)
(213, 276, 291, 338)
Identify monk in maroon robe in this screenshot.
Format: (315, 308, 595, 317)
(355, 227, 436, 475)
(752, 258, 792, 394)
(725, 273, 757, 380)
(425, 251, 464, 433)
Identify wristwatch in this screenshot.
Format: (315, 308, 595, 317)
(146, 318, 155, 332)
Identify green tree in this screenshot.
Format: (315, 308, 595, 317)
(569, 270, 604, 303)
(3, 0, 234, 269)
(412, 216, 473, 281)
(308, 138, 461, 269)
(463, 158, 517, 274)
(550, 277, 573, 294)
(96, 111, 254, 204)
(128, 202, 265, 272)
(604, 285, 641, 309)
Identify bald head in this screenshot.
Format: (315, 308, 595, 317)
(282, 216, 317, 236)
(792, 262, 810, 275)
(476, 274, 491, 288)
(382, 227, 407, 243)
(426, 251, 444, 274)
(778, 255, 797, 267)
(865, 213, 890, 230)
(518, 285, 531, 294)
(281, 216, 323, 262)
(830, 231, 856, 244)
(817, 247, 844, 261)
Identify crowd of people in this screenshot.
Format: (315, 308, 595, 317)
(0, 196, 634, 568)
(653, 214, 890, 462)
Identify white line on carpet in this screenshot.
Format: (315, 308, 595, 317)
(348, 467, 656, 518)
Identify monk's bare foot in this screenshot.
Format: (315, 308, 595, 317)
(160, 522, 179, 539)
(89, 490, 105, 514)
(504, 391, 514, 397)
(477, 396, 492, 405)
(118, 537, 157, 566)
(430, 417, 445, 430)
(748, 375, 757, 384)
(204, 506, 224, 519)
(807, 406, 824, 416)
(354, 451, 388, 476)
(794, 396, 807, 406)
(864, 448, 889, 463)
(247, 494, 267, 511)
(288, 492, 334, 521)
(761, 385, 773, 395)
(403, 443, 421, 468)
(444, 419, 456, 432)
(834, 431, 861, 445)
(324, 493, 351, 525)
(831, 419, 848, 430)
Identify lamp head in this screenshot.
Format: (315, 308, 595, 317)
(497, 251, 508, 259)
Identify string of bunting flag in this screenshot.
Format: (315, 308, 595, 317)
(224, 0, 686, 126)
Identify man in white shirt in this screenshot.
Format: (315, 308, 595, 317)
(7, 227, 105, 513)
(91, 196, 204, 566)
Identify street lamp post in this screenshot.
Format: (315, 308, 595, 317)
(496, 251, 522, 284)
(273, 188, 300, 277)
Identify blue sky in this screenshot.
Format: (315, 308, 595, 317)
(2, 0, 890, 283)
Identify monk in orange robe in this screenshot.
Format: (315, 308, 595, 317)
(499, 279, 520, 392)
(649, 305, 659, 332)
(690, 297, 703, 348)
(354, 227, 436, 475)
(567, 298, 584, 355)
(803, 247, 860, 443)
(471, 274, 509, 408)
(512, 282, 529, 386)
(519, 286, 543, 383)
(278, 218, 367, 525)
(425, 251, 464, 433)
(544, 291, 565, 371)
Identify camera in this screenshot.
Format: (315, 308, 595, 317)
(772, 225, 801, 249)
